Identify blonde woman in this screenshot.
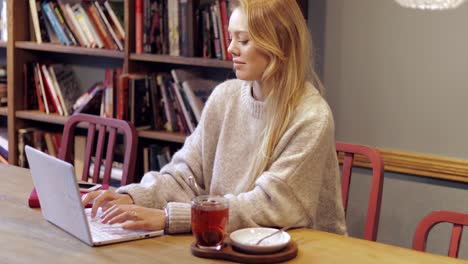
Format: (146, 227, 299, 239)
(83, 0, 347, 236)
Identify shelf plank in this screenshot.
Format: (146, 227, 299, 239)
(130, 53, 233, 69)
(16, 110, 68, 125)
(0, 107, 7, 116)
(15, 42, 125, 59)
(138, 130, 186, 143)
(15, 111, 187, 143)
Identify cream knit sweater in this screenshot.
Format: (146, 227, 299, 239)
(117, 79, 347, 235)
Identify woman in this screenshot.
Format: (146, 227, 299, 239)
(83, 0, 347, 235)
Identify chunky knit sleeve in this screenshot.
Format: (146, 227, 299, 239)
(115, 81, 230, 234)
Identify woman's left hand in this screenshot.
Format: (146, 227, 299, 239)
(100, 204, 165, 231)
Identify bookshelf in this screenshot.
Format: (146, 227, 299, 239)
(6, 0, 308, 175)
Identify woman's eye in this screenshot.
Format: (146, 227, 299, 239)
(238, 40, 249, 45)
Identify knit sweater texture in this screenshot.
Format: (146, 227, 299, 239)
(117, 79, 347, 235)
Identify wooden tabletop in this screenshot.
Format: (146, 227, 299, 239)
(0, 164, 466, 263)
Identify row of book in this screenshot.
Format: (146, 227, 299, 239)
(30, 0, 125, 50)
(24, 62, 86, 116)
(18, 127, 62, 168)
(0, 0, 6, 42)
(143, 144, 173, 173)
(136, 0, 233, 60)
(23, 63, 220, 135)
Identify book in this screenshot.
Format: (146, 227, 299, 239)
(135, 0, 143, 53)
(148, 74, 164, 130)
(84, 2, 117, 50)
(57, 0, 88, 47)
(72, 3, 102, 48)
(157, 74, 179, 132)
(51, 1, 78, 46)
(182, 78, 219, 122)
(29, 0, 42, 43)
(94, 1, 123, 50)
(218, 0, 231, 60)
(104, 1, 125, 40)
(41, 1, 71, 45)
(168, 0, 180, 56)
(129, 75, 152, 129)
(72, 83, 105, 115)
(33, 63, 46, 113)
(40, 64, 64, 116)
(49, 64, 81, 116)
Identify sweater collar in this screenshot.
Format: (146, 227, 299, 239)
(241, 81, 266, 119)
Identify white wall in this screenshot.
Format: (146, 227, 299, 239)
(313, 0, 468, 259)
(324, 0, 468, 159)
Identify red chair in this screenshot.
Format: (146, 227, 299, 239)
(58, 114, 138, 186)
(413, 211, 468, 258)
(336, 142, 384, 241)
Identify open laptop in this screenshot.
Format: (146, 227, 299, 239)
(25, 145, 164, 246)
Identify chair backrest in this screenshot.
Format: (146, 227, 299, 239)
(58, 114, 138, 186)
(413, 210, 468, 258)
(336, 141, 384, 241)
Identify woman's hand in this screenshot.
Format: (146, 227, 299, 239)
(81, 190, 134, 218)
(100, 204, 166, 231)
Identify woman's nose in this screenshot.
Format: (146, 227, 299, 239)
(227, 41, 237, 57)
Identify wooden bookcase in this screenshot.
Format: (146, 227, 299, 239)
(6, 0, 308, 176)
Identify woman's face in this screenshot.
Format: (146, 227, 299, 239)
(227, 8, 270, 81)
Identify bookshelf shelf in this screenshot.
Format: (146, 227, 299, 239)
(15, 110, 186, 143)
(15, 42, 125, 59)
(130, 53, 233, 69)
(8, 0, 307, 172)
(138, 130, 186, 143)
(16, 110, 68, 125)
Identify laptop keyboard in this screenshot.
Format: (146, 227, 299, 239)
(85, 208, 149, 242)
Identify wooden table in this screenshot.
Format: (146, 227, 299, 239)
(0, 164, 466, 263)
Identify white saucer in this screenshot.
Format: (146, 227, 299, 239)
(229, 227, 291, 254)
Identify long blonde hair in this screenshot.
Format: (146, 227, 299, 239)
(232, 0, 324, 183)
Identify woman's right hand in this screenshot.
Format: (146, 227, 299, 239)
(81, 190, 134, 218)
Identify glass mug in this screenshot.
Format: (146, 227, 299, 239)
(191, 195, 229, 250)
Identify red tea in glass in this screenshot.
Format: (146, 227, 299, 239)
(191, 195, 229, 250)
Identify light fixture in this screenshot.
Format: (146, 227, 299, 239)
(394, 0, 467, 10)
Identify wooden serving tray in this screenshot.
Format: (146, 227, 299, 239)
(191, 240, 298, 263)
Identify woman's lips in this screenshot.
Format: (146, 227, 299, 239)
(233, 60, 245, 69)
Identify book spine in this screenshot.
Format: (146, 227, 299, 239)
(209, 4, 222, 59)
(72, 3, 97, 48)
(95, 1, 123, 50)
(135, 0, 143, 53)
(32, 63, 45, 112)
(214, 1, 225, 60)
(58, 0, 88, 47)
(40, 64, 63, 116)
(168, 0, 180, 56)
(48, 65, 68, 116)
(41, 2, 70, 45)
(86, 2, 116, 50)
(51, 2, 78, 46)
(219, 0, 231, 60)
(35, 63, 51, 114)
(29, 0, 42, 43)
(104, 1, 125, 39)
(76, 3, 104, 48)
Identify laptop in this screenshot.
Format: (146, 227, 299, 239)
(25, 145, 164, 246)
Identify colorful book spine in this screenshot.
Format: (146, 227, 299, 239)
(41, 1, 70, 45)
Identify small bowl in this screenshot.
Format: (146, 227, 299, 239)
(229, 227, 291, 254)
